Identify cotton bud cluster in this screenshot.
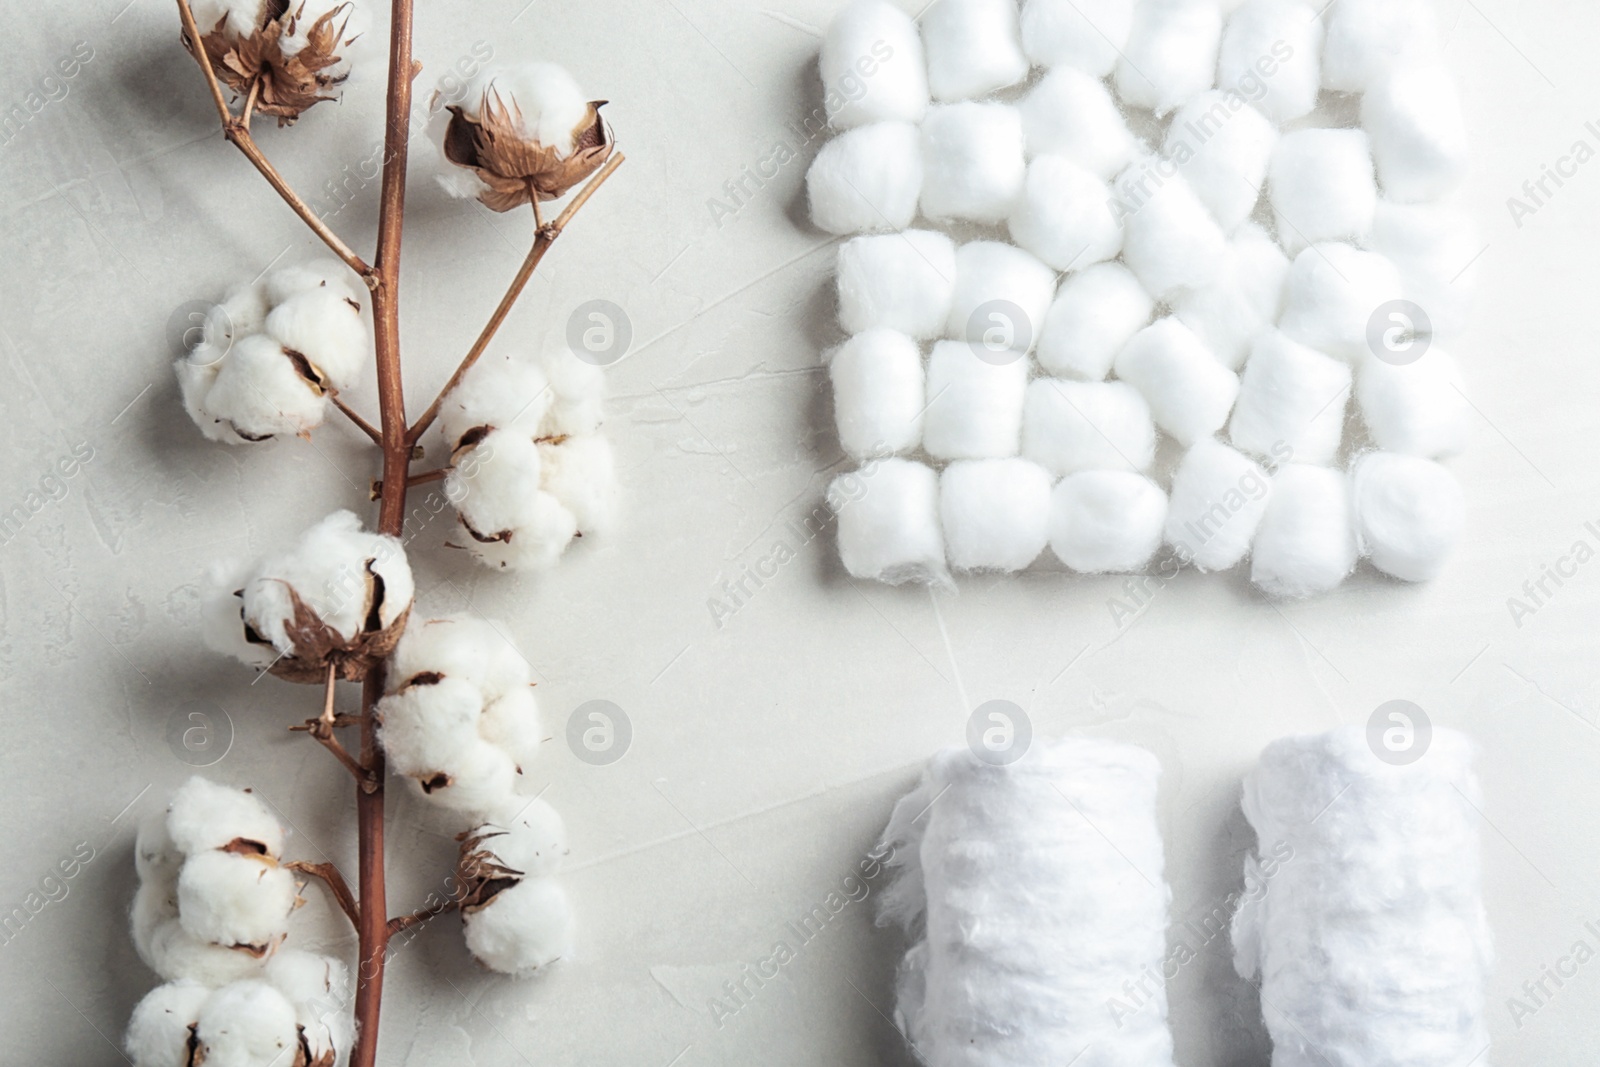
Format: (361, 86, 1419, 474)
(204, 510, 414, 684)
(437, 351, 616, 571)
(177, 260, 369, 444)
(456, 797, 574, 975)
(184, 0, 369, 125)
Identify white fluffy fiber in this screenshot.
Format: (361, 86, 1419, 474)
(828, 329, 926, 459)
(922, 0, 1029, 103)
(1114, 318, 1239, 446)
(463, 876, 574, 976)
(878, 739, 1175, 1066)
(924, 341, 1029, 460)
(1371, 199, 1478, 341)
(1229, 329, 1352, 466)
(919, 102, 1026, 224)
(1166, 91, 1276, 232)
(828, 458, 948, 585)
(1019, 0, 1135, 76)
(836, 230, 956, 339)
(1351, 451, 1464, 581)
(1362, 62, 1468, 204)
(1216, 0, 1322, 124)
(1008, 155, 1122, 271)
(821, 0, 929, 129)
(1249, 463, 1357, 596)
(1023, 378, 1155, 476)
(807, 121, 924, 235)
(1173, 222, 1288, 371)
(1322, 0, 1441, 93)
(127, 971, 344, 1067)
(189, 0, 270, 39)
(1037, 261, 1153, 380)
(946, 240, 1057, 350)
(1115, 0, 1222, 115)
(1277, 243, 1404, 362)
(1049, 470, 1168, 572)
(1018, 66, 1137, 177)
(939, 457, 1052, 571)
(1356, 348, 1469, 458)
(1231, 727, 1492, 1067)
(1117, 165, 1229, 299)
(1269, 129, 1378, 255)
(1164, 437, 1272, 571)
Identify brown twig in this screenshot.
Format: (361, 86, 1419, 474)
(332, 394, 382, 444)
(405, 151, 626, 446)
(406, 467, 449, 487)
(387, 898, 460, 937)
(287, 860, 360, 929)
(241, 79, 260, 130)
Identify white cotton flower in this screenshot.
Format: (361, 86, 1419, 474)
(377, 676, 520, 815)
(538, 434, 616, 536)
(167, 777, 286, 858)
(447, 431, 579, 572)
(279, 0, 371, 81)
(197, 334, 328, 441)
(462, 877, 574, 976)
(262, 286, 368, 392)
(189, 0, 271, 39)
(263, 949, 351, 1063)
(387, 613, 531, 701)
(125, 980, 210, 1067)
(453, 64, 589, 156)
(193, 980, 301, 1067)
(466, 797, 569, 880)
(537, 350, 606, 438)
(176, 851, 299, 951)
(438, 355, 552, 452)
(481, 686, 545, 776)
(261, 260, 362, 308)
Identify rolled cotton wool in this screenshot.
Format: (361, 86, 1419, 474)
(1248, 463, 1357, 597)
(1230, 727, 1492, 1067)
(1114, 318, 1240, 446)
(1277, 243, 1404, 362)
(1355, 348, 1469, 459)
(1229, 329, 1352, 466)
(1164, 437, 1273, 571)
(1321, 0, 1441, 93)
(1362, 62, 1469, 204)
(1008, 155, 1122, 271)
(1115, 0, 1223, 115)
(1165, 91, 1277, 232)
(828, 458, 948, 584)
(1036, 261, 1154, 380)
(877, 739, 1176, 1067)
(922, 0, 1030, 102)
(1371, 199, 1478, 341)
(1117, 164, 1230, 299)
(1173, 221, 1289, 371)
(920, 102, 1027, 224)
(1268, 129, 1378, 256)
(836, 230, 956, 339)
(821, 0, 929, 129)
(1022, 378, 1156, 475)
(1018, 66, 1138, 177)
(923, 340, 1030, 460)
(1019, 0, 1135, 75)
(939, 458, 1053, 571)
(945, 240, 1057, 352)
(1049, 470, 1168, 572)
(1350, 450, 1463, 581)
(807, 122, 923, 235)
(828, 329, 927, 459)
(1215, 0, 1323, 124)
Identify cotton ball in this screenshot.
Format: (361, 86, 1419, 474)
(539, 434, 616, 535)
(828, 458, 948, 585)
(1269, 129, 1377, 255)
(536, 349, 607, 439)
(806, 122, 923, 234)
(176, 851, 298, 950)
(920, 103, 1026, 224)
(1362, 62, 1469, 204)
(1249, 463, 1357, 596)
(447, 430, 573, 567)
(821, 0, 929, 129)
(125, 979, 210, 1067)
(189, 0, 271, 42)
(437, 352, 550, 451)
(1322, 0, 1441, 93)
(263, 950, 350, 1065)
(167, 777, 285, 858)
(923, 341, 1029, 460)
(1019, 0, 1135, 75)
(922, 0, 1029, 102)
(457, 492, 578, 572)
(1017, 66, 1137, 177)
(945, 241, 1056, 353)
(278, 0, 370, 80)
(176, 348, 246, 445)
(262, 260, 361, 307)
(471, 797, 570, 878)
(1036, 262, 1152, 380)
(200, 560, 277, 671)
(377, 677, 520, 814)
(836, 230, 956, 340)
(829, 329, 926, 459)
(1023, 378, 1155, 475)
(1371, 199, 1478, 341)
(1114, 318, 1240, 446)
(1229, 330, 1351, 466)
(1173, 222, 1287, 370)
(1164, 438, 1273, 570)
(1215, 0, 1322, 123)
(1351, 451, 1463, 581)
(1116, 163, 1230, 299)
(203, 334, 328, 441)
(385, 612, 529, 704)
(1356, 349, 1469, 458)
(1278, 243, 1404, 362)
(1008, 155, 1122, 271)
(135, 893, 274, 986)
(262, 286, 368, 392)
(464, 877, 574, 975)
(480, 686, 544, 775)
(1048, 471, 1167, 572)
(1115, 0, 1222, 115)
(939, 458, 1053, 572)
(193, 980, 300, 1067)
(1165, 91, 1275, 231)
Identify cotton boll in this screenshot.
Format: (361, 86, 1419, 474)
(821, 0, 929, 129)
(1173, 222, 1287, 370)
(1017, 66, 1138, 177)
(837, 230, 957, 339)
(1278, 243, 1404, 361)
(480, 686, 545, 775)
(1165, 91, 1275, 231)
(922, 0, 1030, 102)
(386, 613, 530, 701)
(137, 896, 275, 986)
(125, 980, 210, 1067)
(1114, 318, 1240, 446)
(378, 679, 521, 813)
(1362, 63, 1469, 204)
(828, 458, 948, 585)
(193, 980, 300, 1067)
(1356, 349, 1469, 458)
(1249, 463, 1357, 596)
(1008, 155, 1123, 271)
(176, 852, 298, 951)
(539, 434, 617, 534)
(1036, 262, 1153, 380)
(472, 797, 569, 878)
(438, 353, 551, 451)
(1229, 330, 1351, 465)
(1019, 0, 1135, 75)
(806, 121, 924, 234)
(1049, 470, 1168, 572)
(1023, 378, 1155, 475)
(206, 281, 270, 350)
(1269, 129, 1377, 255)
(262, 287, 368, 392)
(1115, 0, 1223, 115)
(1215, 0, 1322, 123)
(536, 350, 606, 439)
(167, 777, 285, 858)
(278, 0, 369, 78)
(1164, 438, 1273, 570)
(201, 560, 279, 672)
(263, 950, 349, 1065)
(204, 334, 328, 441)
(262, 260, 362, 308)
(923, 341, 1030, 460)
(1116, 163, 1230, 299)
(828, 329, 926, 459)
(920, 103, 1026, 224)
(1371, 199, 1478, 341)
(459, 491, 579, 572)
(1351, 451, 1463, 581)
(1321, 0, 1441, 93)
(464, 877, 574, 975)
(939, 458, 1053, 572)
(189, 0, 270, 41)
(946, 241, 1057, 351)
(176, 350, 247, 445)
(450, 63, 588, 147)
(447, 429, 543, 539)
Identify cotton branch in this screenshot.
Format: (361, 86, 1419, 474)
(332, 394, 383, 444)
(387, 897, 460, 936)
(292, 665, 378, 790)
(286, 861, 361, 929)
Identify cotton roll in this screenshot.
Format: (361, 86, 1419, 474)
(1277, 243, 1404, 362)
(1173, 222, 1288, 371)
(1229, 330, 1352, 466)
(1049, 471, 1168, 572)
(1350, 451, 1463, 581)
(1037, 261, 1154, 380)
(1164, 438, 1273, 570)
(821, 0, 929, 129)
(837, 230, 957, 339)
(807, 121, 923, 234)
(1215, 0, 1322, 124)
(924, 340, 1030, 460)
(922, 0, 1030, 102)
(1249, 463, 1357, 596)
(921, 102, 1028, 224)
(1371, 200, 1478, 341)
(1355, 349, 1469, 459)
(1117, 165, 1230, 299)
(1008, 155, 1123, 271)
(1362, 62, 1469, 204)
(1165, 91, 1276, 232)
(1019, 0, 1136, 75)
(1114, 318, 1240, 447)
(1321, 0, 1441, 94)
(1231, 727, 1492, 1067)
(1018, 66, 1138, 178)
(828, 458, 948, 584)
(1023, 378, 1156, 476)
(1268, 129, 1377, 255)
(1115, 0, 1223, 116)
(879, 739, 1176, 1067)
(940, 458, 1053, 571)
(946, 240, 1057, 351)
(828, 330, 926, 459)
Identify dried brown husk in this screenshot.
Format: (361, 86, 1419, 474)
(183, 1, 361, 127)
(454, 827, 525, 914)
(238, 561, 409, 683)
(442, 91, 613, 211)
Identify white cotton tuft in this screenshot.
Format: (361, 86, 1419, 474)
(176, 350, 245, 445)
(945, 241, 1057, 352)
(189, 0, 270, 40)
(539, 434, 616, 535)
(1277, 243, 1404, 362)
(175, 851, 298, 951)
(1173, 222, 1288, 370)
(1350, 451, 1463, 582)
(1022, 378, 1155, 476)
(1231, 728, 1492, 1067)
(878, 739, 1175, 1066)
(836, 230, 956, 340)
(447, 430, 576, 571)
(536, 349, 607, 439)
(806, 121, 924, 235)
(134, 885, 275, 986)
(828, 458, 948, 585)
(1321, 0, 1442, 93)
(167, 777, 285, 858)
(261, 260, 362, 308)
(1036, 262, 1153, 380)
(202, 334, 328, 441)
(919, 102, 1027, 224)
(125, 980, 210, 1067)
(377, 676, 520, 815)
(1114, 0, 1223, 115)
(1007, 155, 1123, 271)
(1268, 129, 1377, 255)
(921, 0, 1030, 102)
(1229, 329, 1352, 466)
(1018, 67, 1138, 178)
(923, 341, 1029, 460)
(448, 63, 589, 149)
(437, 352, 551, 450)
(1116, 164, 1230, 299)
(821, 0, 929, 129)
(1215, 0, 1322, 123)
(1019, 0, 1136, 76)
(277, 0, 369, 81)
(1371, 199, 1478, 342)
(1164, 437, 1274, 570)
(939, 458, 1053, 572)
(470, 797, 570, 879)
(1114, 318, 1240, 446)
(263, 950, 350, 1065)
(1356, 348, 1469, 459)
(480, 686, 545, 776)
(1362, 62, 1469, 204)
(262, 286, 367, 392)
(1248, 463, 1357, 596)
(386, 613, 530, 702)
(1048, 470, 1168, 572)
(828, 329, 926, 460)
(464, 876, 574, 976)
(193, 980, 300, 1067)
(1165, 91, 1276, 232)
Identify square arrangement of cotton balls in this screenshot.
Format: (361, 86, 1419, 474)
(811, 0, 1474, 597)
